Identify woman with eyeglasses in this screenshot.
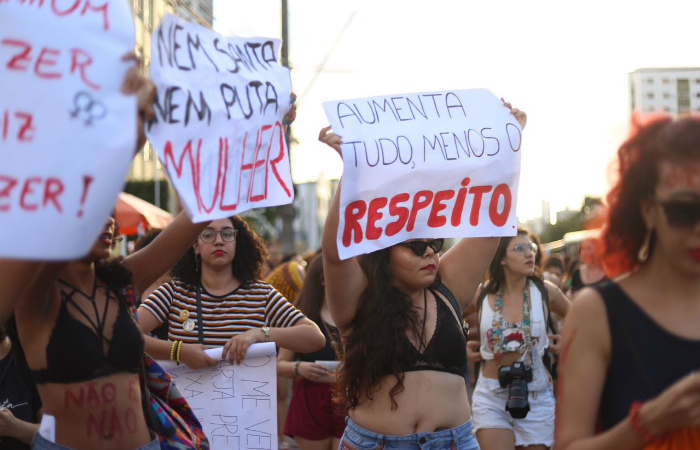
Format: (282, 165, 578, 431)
(136, 216, 325, 369)
(466, 228, 570, 450)
(318, 101, 527, 450)
(555, 116, 700, 450)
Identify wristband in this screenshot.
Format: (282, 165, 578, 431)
(629, 401, 662, 443)
(176, 341, 183, 366)
(170, 340, 178, 361)
(294, 361, 300, 375)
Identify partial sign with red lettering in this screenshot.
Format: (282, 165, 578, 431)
(146, 15, 294, 223)
(323, 89, 522, 259)
(0, 1, 136, 259)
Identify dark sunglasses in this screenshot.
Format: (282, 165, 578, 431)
(659, 200, 700, 229)
(397, 238, 445, 256)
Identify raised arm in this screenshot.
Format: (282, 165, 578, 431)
(440, 238, 500, 308)
(123, 211, 209, 295)
(319, 127, 367, 331)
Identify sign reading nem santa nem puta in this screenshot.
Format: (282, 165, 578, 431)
(147, 15, 294, 223)
(0, 0, 136, 259)
(322, 89, 522, 260)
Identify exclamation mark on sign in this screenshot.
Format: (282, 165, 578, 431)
(77, 175, 93, 218)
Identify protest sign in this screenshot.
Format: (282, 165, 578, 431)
(160, 343, 278, 450)
(147, 15, 294, 223)
(0, 0, 136, 259)
(322, 89, 522, 259)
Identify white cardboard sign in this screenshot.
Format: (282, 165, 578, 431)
(322, 88, 522, 259)
(160, 343, 278, 450)
(147, 15, 294, 223)
(0, 0, 136, 259)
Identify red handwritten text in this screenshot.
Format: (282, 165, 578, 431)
(0, 175, 64, 212)
(1, 109, 35, 142)
(162, 121, 291, 214)
(1, 39, 100, 90)
(342, 178, 513, 247)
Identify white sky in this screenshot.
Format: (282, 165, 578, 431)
(213, 0, 699, 221)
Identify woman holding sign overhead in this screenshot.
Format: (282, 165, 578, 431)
(320, 99, 527, 450)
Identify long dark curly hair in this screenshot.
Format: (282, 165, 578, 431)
(602, 115, 700, 277)
(334, 247, 440, 410)
(171, 215, 268, 286)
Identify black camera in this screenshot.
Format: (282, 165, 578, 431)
(497, 361, 533, 419)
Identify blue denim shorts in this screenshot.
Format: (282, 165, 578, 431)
(32, 432, 160, 450)
(339, 417, 480, 450)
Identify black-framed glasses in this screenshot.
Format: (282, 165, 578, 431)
(511, 242, 538, 254)
(199, 228, 237, 243)
(397, 239, 445, 256)
(659, 200, 700, 229)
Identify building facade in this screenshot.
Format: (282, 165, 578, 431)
(629, 67, 700, 116)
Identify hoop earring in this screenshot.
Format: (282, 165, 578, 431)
(637, 230, 652, 263)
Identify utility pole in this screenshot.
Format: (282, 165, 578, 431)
(278, 0, 296, 255)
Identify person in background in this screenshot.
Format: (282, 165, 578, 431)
(467, 228, 570, 450)
(568, 237, 607, 297)
(0, 320, 42, 450)
(543, 254, 566, 288)
(278, 254, 346, 450)
(137, 216, 325, 369)
(265, 259, 307, 450)
(556, 116, 700, 449)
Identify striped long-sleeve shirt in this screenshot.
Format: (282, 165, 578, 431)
(141, 279, 306, 345)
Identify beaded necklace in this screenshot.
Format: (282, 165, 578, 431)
(491, 282, 534, 363)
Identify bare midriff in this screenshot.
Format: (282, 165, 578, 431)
(481, 351, 522, 379)
(349, 370, 470, 435)
(37, 372, 151, 450)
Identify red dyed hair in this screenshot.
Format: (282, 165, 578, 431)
(602, 114, 700, 277)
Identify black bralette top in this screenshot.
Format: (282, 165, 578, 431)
(30, 278, 144, 384)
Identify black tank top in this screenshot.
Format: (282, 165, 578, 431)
(299, 316, 339, 363)
(30, 278, 144, 384)
(597, 280, 700, 430)
(384, 283, 467, 377)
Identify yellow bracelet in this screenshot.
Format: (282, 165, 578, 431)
(170, 340, 178, 361)
(176, 341, 183, 365)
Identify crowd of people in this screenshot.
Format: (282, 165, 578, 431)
(0, 30, 699, 450)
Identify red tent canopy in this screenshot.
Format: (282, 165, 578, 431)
(115, 192, 173, 236)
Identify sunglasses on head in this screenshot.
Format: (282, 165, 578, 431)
(397, 238, 445, 256)
(659, 200, 700, 229)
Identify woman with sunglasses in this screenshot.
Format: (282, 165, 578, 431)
(318, 101, 527, 450)
(467, 228, 570, 450)
(137, 216, 325, 368)
(556, 116, 700, 450)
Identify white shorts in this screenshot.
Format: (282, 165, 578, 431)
(471, 377, 555, 447)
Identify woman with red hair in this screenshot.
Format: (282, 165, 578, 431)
(555, 116, 700, 449)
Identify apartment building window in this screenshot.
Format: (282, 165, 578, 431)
(663, 92, 671, 99)
(646, 77, 654, 84)
(647, 92, 655, 99)
(662, 78, 669, 84)
(677, 79, 690, 112)
(695, 78, 700, 84)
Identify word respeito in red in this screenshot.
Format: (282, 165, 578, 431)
(342, 178, 513, 247)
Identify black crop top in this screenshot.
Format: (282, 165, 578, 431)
(384, 283, 467, 377)
(299, 316, 340, 363)
(31, 279, 144, 384)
